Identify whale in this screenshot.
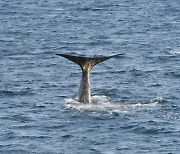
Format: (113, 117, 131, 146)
(57, 53, 123, 103)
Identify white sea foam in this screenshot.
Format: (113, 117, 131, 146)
(64, 96, 164, 114)
(169, 51, 180, 55)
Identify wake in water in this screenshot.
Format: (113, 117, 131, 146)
(64, 95, 164, 115)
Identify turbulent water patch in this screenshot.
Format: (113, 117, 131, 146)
(64, 95, 164, 116)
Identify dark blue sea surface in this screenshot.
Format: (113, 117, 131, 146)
(0, 0, 180, 153)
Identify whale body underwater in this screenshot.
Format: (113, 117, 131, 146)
(57, 53, 123, 103)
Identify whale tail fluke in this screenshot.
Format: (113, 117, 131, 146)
(56, 53, 123, 103)
(56, 53, 123, 72)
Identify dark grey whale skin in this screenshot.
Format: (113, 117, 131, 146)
(57, 53, 123, 103)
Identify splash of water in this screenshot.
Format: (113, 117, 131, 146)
(64, 95, 164, 115)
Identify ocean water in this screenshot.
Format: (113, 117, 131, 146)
(0, 0, 180, 153)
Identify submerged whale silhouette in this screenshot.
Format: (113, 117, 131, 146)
(57, 53, 123, 103)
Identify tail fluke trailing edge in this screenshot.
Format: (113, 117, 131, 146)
(56, 53, 123, 72)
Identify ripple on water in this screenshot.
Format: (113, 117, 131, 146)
(1, 0, 180, 153)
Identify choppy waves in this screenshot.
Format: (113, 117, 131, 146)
(1, 0, 180, 153)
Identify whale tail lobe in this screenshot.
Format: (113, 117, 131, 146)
(56, 53, 122, 103)
(56, 53, 122, 72)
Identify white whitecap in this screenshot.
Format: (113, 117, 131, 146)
(169, 51, 180, 55)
